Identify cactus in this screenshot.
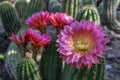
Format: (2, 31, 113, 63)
(76, 5, 100, 24)
(25, 0, 45, 19)
(15, 0, 28, 23)
(61, 58, 105, 80)
(0, 1, 22, 36)
(62, 0, 81, 18)
(5, 26, 27, 80)
(4, 0, 45, 79)
(17, 58, 41, 80)
(40, 38, 62, 80)
(50, 1, 62, 13)
(102, 0, 120, 33)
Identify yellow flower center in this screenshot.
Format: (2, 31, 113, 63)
(74, 40, 90, 54)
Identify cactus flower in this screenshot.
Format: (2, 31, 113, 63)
(25, 29, 51, 47)
(50, 13, 74, 33)
(11, 28, 51, 48)
(57, 20, 109, 69)
(25, 11, 49, 33)
(10, 33, 27, 45)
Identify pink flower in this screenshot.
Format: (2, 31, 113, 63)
(25, 28, 35, 41)
(57, 20, 109, 69)
(25, 11, 49, 33)
(50, 13, 74, 29)
(25, 29, 51, 47)
(10, 33, 27, 45)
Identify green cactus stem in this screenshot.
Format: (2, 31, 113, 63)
(61, 58, 105, 80)
(25, 0, 45, 19)
(76, 5, 100, 24)
(62, 0, 81, 18)
(0, 1, 22, 36)
(15, 0, 28, 23)
(5, 26, 27, 80)
(17, 58, 41, 80)
(102, 0, 120, 33)
(40, 38, 62, 80)
(80, 0, 95, 6)
(50, 1, 62, 13)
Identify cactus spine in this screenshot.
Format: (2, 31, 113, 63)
(62, 0, 81, 18)
(15, 0, 27, 23)
(25, 0, 45, 19)
(0, 1, 22, 36)
(40, 38, 62, 80)
(102, 0, 120, 33)
(76, 5, 100, 24)
(17, 58, 41, 80)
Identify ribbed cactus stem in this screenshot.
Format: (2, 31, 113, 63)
(15, 0, 27, 23)
(25, 0, 45, 19)
(76, 5, 100, 24)
(40, 38, 62, 80)
(50, 1, 62, 13)
(95, 58, 105, 80)
(61, 58, 105, 80)
(0, 1, 22, 36)
(62, 0, 81, 18)
(17, 58, 41, 80)
(81, 0, 95, 6)
(62, 0, 67, 12)
(102, 0, 120, 33)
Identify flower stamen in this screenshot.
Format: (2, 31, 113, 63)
(74, 40, 90, 54)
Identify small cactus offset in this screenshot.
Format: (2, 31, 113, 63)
(0, 1, 22, 36)
(15, 0, 28, 23)
(76, 5, 100, 24)
(62, 0, 81, 18)
(17, 58, 41, 80)
(25, 0, 45, 19)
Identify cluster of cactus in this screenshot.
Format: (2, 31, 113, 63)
(0, 0, 44, 80)
(0, 0, 106, 80)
